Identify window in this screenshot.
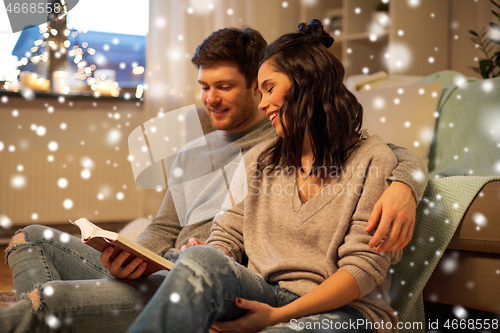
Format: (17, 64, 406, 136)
(0, 0, 149, 97)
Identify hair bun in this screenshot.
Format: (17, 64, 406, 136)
(298, 19, 334, 48)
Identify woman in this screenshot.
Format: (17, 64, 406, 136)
(128, 20, 400, 333)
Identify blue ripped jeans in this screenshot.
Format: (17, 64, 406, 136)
(2, 225, 176, 333)
(128, 245, 371, 333)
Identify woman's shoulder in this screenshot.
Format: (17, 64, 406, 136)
(354, 134, 398, 167)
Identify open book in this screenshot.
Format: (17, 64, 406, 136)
(70, 218, 174, 276)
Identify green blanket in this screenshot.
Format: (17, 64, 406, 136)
(389, 71, 500, 332)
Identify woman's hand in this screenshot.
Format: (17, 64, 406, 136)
(180, 237, 232, 257)
(209, 298, 283, 333)
(100, 246, 147, 279)
(366, 181, 416, 253)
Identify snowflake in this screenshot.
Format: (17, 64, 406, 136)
(170, 292, 180, 303)
(43, 229, 54, 239)
(63, 199, 74, 209)
(453, 306, 468, 319)
(0, 215, 12, 229)
(472, 212, 487, 227)
(45, 315, 61, 329)
(44, 286, 54, 296)
(442, 257, 458, 274)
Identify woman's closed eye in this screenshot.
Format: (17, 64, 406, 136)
(267, 86, 274, 93)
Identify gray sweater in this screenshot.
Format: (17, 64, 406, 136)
(135, 117, 428, 257)
(207, 135, 402, 332)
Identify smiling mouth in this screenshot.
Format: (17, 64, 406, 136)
(212, 109, 228, 113)
(268, 112, 278, 122)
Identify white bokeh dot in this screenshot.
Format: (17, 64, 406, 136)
(45, 315, 60, 329)
(17, 164, 24, 172)
(473, 212, 487, 227)
(47, 155, 54, 162)
(170, 292, 180, 303)
(453, 306, 468, 319)
(173, 167, 183, 177)
(31, 213, 38, 220)
(482, 80, 493, 92)
(227, 8, 233, 15)
(60, 123, 67, 130)
(373, 97, 385, 109)
(81, 169, 91, 179)
(412, 170, 425, 182)
(0, 215, 12, 229)
(36, 126, 46, 136)
(44, 286, 54, 296)
(12, 110, 19, 117)
(63, 199, 74, 209)
(48, 141, 59, 151)
(11, 175, 26, 188)
(116, 192, 124, 200)
(43, 229, 54, 239)
(60, 233, 70, 243)
(58, 178, 68, 188)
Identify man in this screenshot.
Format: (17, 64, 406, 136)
(2, 27, 427, 332)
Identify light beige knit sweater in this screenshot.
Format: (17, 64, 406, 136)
(207, 134, 402, 333)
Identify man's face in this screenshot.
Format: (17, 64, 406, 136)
(198, 61, 263, 134)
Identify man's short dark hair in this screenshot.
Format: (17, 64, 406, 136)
(191, 27, 267, 88)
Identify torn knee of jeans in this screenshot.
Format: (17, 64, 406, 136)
(21, 285, 43, 313)
(7, 231, 28, 249)
(5, 231, 29, 263)
(180, 257, 214, 293)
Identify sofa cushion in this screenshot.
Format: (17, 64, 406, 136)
(415, 71, 500, 176)
(346, 71, 422, 91)
(448, 181, 500, 254)
(353, 82, 444, 171)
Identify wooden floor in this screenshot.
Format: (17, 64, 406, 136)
(0, 246, 14, 293)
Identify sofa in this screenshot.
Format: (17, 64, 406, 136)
(120, 70, 500, 332)
(348, 70, 500, 331)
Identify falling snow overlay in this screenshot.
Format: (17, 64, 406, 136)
(1, 2, 500, 332)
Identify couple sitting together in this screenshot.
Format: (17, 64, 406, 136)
(3, 19, 428, 333)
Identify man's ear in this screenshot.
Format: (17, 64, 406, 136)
(252, 80, 260, 96)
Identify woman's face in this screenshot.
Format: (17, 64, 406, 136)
(258, 60, 292, 138)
